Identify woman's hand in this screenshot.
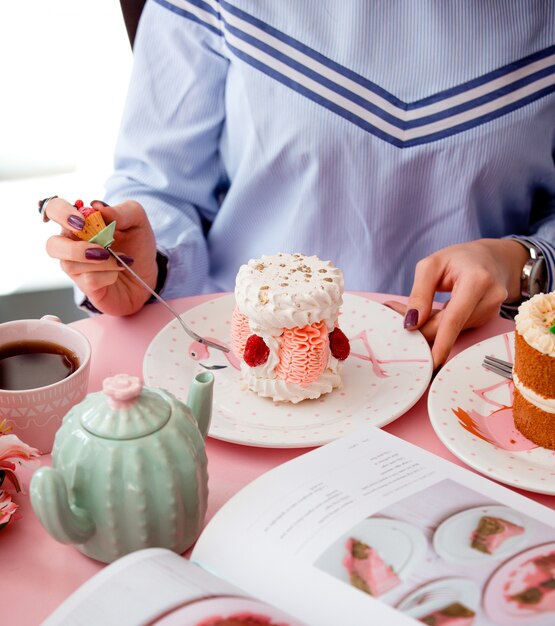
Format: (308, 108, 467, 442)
(43, 197, 158, 316)
(386, 238, 529, 369)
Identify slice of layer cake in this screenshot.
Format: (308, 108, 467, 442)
(342, 537, 400, 596)
(511, 579, 555, 613)
(470, 515, 524, 554)
(419, 602, 476, 626)
(513, 292, 555, 449)
(536, 552, 555, 578)
(231, 253, 350, 403)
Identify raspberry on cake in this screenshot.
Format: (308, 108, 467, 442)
(342, 537, 400, 597)
(470, 515, 524, 554)
(419, 602, 476, 626)
(230, 253, 350, 403)
(513, 292, 555, 449)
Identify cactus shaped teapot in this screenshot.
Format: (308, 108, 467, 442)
(30, 372, 213, 563)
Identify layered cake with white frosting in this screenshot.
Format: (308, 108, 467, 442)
(513, 292, 555, 449)
(230, 253, 350, 403)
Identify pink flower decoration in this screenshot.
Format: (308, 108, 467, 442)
(0, 431, 39, 531)
(0, 434, 40, 491)
(0, 490, 18, 529)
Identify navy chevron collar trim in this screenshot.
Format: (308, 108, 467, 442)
(155, 0, 555, 148)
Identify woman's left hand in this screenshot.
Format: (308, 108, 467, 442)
(385, 238, 529, 369)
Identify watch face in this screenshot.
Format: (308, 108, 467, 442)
(530, 257, 548, 296)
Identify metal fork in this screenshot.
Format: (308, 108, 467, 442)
(482, 355, 513, 380)
(108, 250, 229, 354)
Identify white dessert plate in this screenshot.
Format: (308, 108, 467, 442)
(428, 332, 555, 495)
(314, 517, 428, 596)
(143, 293, 433, 448)
(433, 505, 529, 565)
(396, 577, 480, 619)
(483, 542, 555, 626)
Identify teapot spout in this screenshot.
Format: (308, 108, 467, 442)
(187, 371, 214, 439)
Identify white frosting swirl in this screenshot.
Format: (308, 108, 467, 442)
(515, 292, 555, 356)
(234, 253, 344, 336)
(242, 362, 343, 403)
(513, 372, 555, 413)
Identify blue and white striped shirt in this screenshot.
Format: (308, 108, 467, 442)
(104, 0, 555, 301)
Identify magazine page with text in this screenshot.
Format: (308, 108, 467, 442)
(191, 426, 555, 626)
(43, 547, 306, 626)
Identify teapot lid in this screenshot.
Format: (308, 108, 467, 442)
(80, 374, 171, 439)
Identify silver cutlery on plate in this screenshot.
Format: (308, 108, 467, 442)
(481, 355, 513, 380)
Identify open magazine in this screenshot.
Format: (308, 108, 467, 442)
(44, 426, 555, 626)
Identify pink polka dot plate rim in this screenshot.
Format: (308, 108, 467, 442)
(428, 332, 555, 495)
(143, 293, 433, 448)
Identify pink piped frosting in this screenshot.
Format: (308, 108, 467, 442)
(275, 321, 328, 386)
(230, 307, 251, 358)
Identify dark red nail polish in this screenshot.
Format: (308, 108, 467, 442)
(85, 248, 110, 260)
(404, 308, 419, 328)
(67, 214, 85, 230)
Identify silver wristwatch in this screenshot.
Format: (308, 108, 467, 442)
(521, 242, 547, 299)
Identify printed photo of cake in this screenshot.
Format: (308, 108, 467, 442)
(513, 292, 555, 449)
(196, 613, 290, 626)
(418, 602, 476, 626)
(470, 515, 524, 555)
(506, 551, 555, 614)
(511, 579, 555, 613)
(230, 253, 350, 403)
(342, 537, 401, 597)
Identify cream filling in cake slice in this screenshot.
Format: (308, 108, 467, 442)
(513, 372, 555, 413)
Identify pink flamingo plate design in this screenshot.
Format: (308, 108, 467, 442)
(428, 332, 555, 495)
(143, 293, 433, 448)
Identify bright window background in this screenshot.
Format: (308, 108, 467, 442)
(0, 1, 133, 296)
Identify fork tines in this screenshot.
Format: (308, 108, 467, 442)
(482, 355, 513, 380)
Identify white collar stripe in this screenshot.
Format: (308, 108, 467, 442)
(155, 0, 555, 146)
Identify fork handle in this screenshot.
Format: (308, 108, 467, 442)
(107, 248, 230, 353)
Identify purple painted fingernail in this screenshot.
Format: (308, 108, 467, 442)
(404, 308, 419, 328)
(116, 254, 134, 266)
(67, 214, 85, 230)
(85, 248, 110, 260)
(91, 199, 109, 207)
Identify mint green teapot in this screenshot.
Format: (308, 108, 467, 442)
(30, 372, 213, 563)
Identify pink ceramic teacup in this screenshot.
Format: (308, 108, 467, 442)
(0, 316, 91, 453)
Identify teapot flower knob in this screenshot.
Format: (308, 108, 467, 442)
(103, 374, 143, 410)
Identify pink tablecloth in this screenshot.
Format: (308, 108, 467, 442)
(2, 293, 553, 625)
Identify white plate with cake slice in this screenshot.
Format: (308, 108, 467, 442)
(483, 542, 555, 625)
(428, 332, 555, 495)
(396, 577, 480, 620)
(143, 293, 433, 448)
(313, 517, 428, 597)
(433, 505, 529, 564)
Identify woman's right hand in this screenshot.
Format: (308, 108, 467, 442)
(43, 197, 159, 316)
